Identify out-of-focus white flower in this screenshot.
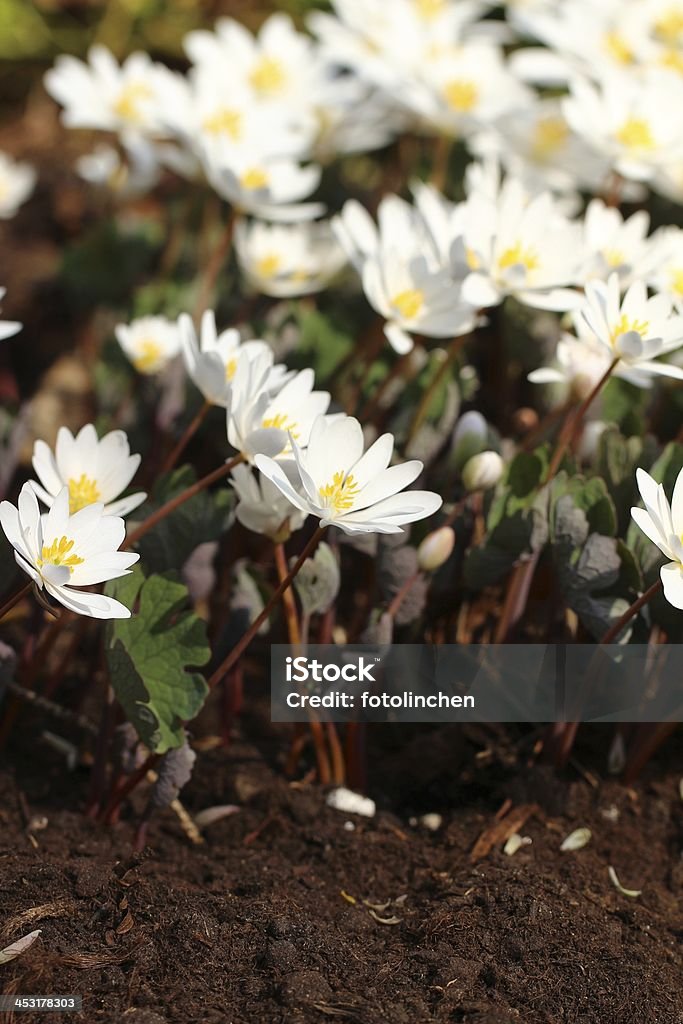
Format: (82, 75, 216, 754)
(235, 219, 346, 297)
(202, 143, 323, 221)
(30, 424, 145, 518)
(0, 287, 20, 342)
(231, 462, 307, 539)
(458, 165, 582, 311)
(76, 138, 161, 198)
(178, 310, 288, 407)
(255, 414, 442, 534)
(580, 273, 683, 384)
(0, 484, 139, 619)
(577, 198, 660, 289)
(0, 152, 35, 219)
(45, 46, 180, 137)
(115, 316, 182, 375)
(418, 525, 455, 570)
(631, 466, 683, 608)
(462, 450, 504, 491)
(227, 350, 330, 461)
(647, 226, 683, 307)
(563, 71, 683, 182)
(528, 329, 614, 399)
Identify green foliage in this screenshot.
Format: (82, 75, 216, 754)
(597, 428, 657, 533)
(601, 377, 649, 436)
(293, 306, 355, 380)
(105, 568, 210, 753)
(133, 466, 234, 574)
(60, 222, 158, 311)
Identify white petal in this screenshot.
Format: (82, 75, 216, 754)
(660, 561, 683, 609)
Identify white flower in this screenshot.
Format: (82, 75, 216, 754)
(563, 70, 683, 182)
(462, 450, 504, 491)
(115, 316, 182, 375)
(528, 330, 613, 399)
(76, 138, 160, 198)
(30, 424, 146, 518)
(580, 273, 683, 384)
(631, 467, 683, 609)
(235, 219, 346, 297)
(231, 463, 307, 539)
(201, 143, 323, 222)
(255, 414, 442, 535)
(227, 350, 330, 461)
(0, 152, 36, 219)
(0, 484, 139, 619)
(647, 226, 683, 307)
(178, 310, 287, 408)
(577, 198, 660, 289)
(0, 287, 20, 342)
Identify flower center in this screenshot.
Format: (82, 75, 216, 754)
(498, 242, 539, 274)
(262, 412, 299, 439)
(603, 248, 626, 269)
(414, 0, 445, 18)
(225, 357, 238, 381)
(465, 247, 480, 270)
(68, 474, 101, 514)
(391, 288, 424, 320)
(38, 536, 84, 573)
(616, 117, 656, 152)
(655, 6, 683, 43)
(670, 268, 683, 295)
(249, 57, 287, 95)
(202, 107, 243, 139)
(256, 254, 282, 277)
(611, 313, 650, 345)
(443, 79, 479, 112)
(603, 31, 634, 64)
(531, 116, 569, 159)
(319, 471, 360, 513)
(113, 82, 152, 123)
(132, 338, 163, 373)
(240, 168, 269, 190)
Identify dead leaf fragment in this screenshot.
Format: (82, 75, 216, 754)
(0, 929, 41, 964)
(470, 804, 538, 862)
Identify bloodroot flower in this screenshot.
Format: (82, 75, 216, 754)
(0, 484, 139, 619)
(631, 467, 683, 609)
(30, 424, 146, 517)
(255, 414, 442, 534)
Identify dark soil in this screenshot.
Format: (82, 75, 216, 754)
(1, 717, 682, 1024)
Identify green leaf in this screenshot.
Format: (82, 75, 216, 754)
(105, 569, 210, 754)
(294, 306, 355, 380)
(133, 466, 234, 574)
(601, 377, 648, 435)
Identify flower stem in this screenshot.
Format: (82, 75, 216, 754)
(599, 579, 662, 645)
(159, 400, 211, 478)
(0, 582, 32, 622)
(193, 209, 236, 320)
(407, 334, 469, 443)
(207, 525, 327, 689)
(124, 453, 245, 549)
(544, 359, 618, 483)
(387, 570, 421, 619)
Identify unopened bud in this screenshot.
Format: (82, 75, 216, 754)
(417, 526, 455, 571)
(462, 451, 504, 492)
(452, 411, 488, 470)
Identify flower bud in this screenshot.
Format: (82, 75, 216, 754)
(417, 526, 455, 572)
(462, 451, 504, 492)
(452, 411, 488, 470)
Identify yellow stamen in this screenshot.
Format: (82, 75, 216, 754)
(202, 108, 243, 139)
(225, 357, 238, 381)
(655, 7, 683, 43)
(603, 249, 626, 268)
(531, 116, 569, 159)
(132, 338, 163, 374)
(249, 57, 286, 95)
(465, 248, 480, 270)
(240, 168, 269, 190)
(498, 242, 539, 273)
(319, 471, 360, 513)
(391, 288, 424, 320)
(255, 254, 282, 278)
(659, 47, 683, 74)
(68, 475, 101, 514)
(113, 82, 152, 123)
(616, 117, 656, 152)
(414, 0, 445, 18)
(443, 79, 479, 113)
(610, 313, 650, 345)
(670, 268, 683, 295)
(262, 412, 299, 439)
(603, 31, 634, 64)
(38, 536, 84, 573)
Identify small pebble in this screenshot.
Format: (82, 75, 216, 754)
(326, 787, 376, 818)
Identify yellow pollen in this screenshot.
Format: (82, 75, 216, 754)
(498, 242, 539, 273)
(38, 536, 84, 573)
(262, 412, 299, 439)
(603, 249, 626, 268)
(414, 0, 445, 18)
(531, 116, 569, 159)
(659, 47, 683, 73)
(225, 357, 238, 381)
(611, 313, 650, 344)
(655, 7, 683, 43)
(616, 117, 656, 152)
(255, 253, 282, 277)
(391, 288, 424, 320)
(113, 82, 152, 123)
(240, 167, 269, 190)
(132, 338, 163, 374)
(319, 471, 360, 513)
(443, 79, 479, 112)
(68, 474, 101, 514)
(465, 247, 480, 270)
(249, 57, 287, 95)
(603, 31, 635, 64)
(202, 107, 243, 139)
(670, 268, 683, 294)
